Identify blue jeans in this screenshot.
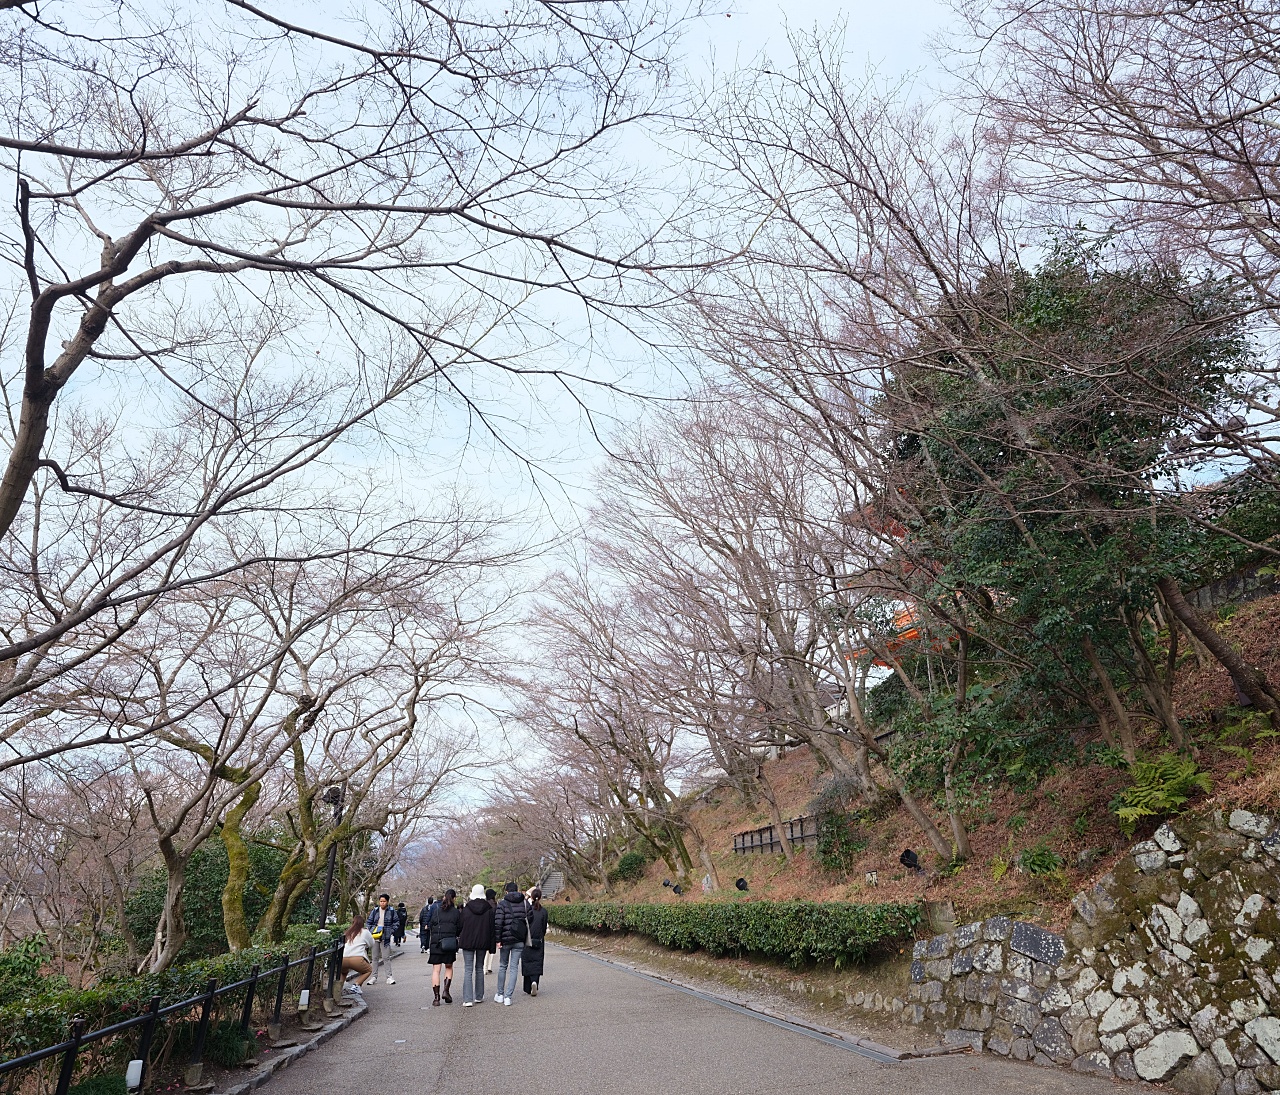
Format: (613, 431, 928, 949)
(461, 949, 485, 1004)
(496, 943, 523, 1000)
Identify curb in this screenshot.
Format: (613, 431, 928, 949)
(212, 998, 368, 1095)
(551, 941, 966, 1063)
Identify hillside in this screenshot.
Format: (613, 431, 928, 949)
(588, 592, 1280, 930)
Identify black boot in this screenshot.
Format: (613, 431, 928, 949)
(433, 984, 441, 1006)
(443, 978, 452, 1003)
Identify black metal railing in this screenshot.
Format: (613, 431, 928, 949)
(0, 938, 345, 1095)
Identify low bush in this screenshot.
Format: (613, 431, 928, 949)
(547, 899, 919, 967)
(1112, 753, 1212, 836)
(608, 850, 649, 884)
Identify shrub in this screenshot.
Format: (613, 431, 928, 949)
(69, 1077, 127, 1095)
(547, 899, 919, 967)
(608, 851, 649, 884)
(1018, 839, 1064, 876)
(1112, 753, 1212, 836)
(815, 813, 868, 873)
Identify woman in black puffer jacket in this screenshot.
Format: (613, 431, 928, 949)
(428, 888, 462, 1005)
(521, 887, 549, 995)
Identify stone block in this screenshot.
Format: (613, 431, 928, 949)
(1231, 998, 1267, 1026)
(1237, 1071, 1262, 1094)
(920, 980, 944, 1004)
(1071, 1020, 1100, 1055)
(972, 942, 1004, 974)
(1011, 921, 1066, 966)
(997, 996, 1042, 1033)
(1244, 938, 1274, 963)
(983, 915, 1012, 941)
(1000, 976, 1043, 1004)
(1180, 892, 1205, 924)
(962, 1005, 994, 1031)
(1256, 1064, 1280, 1090)
(1103, 1032, 1131, 1055)
(1114, 1052, 1139, 1081)
(1229, 812, 1274, 840)
(1135, 1031, 1202, 1081)
(987, 1033, 1011, 1056)
(1174, 1050, 1226, 1095)
(1074, 891, 1099, 927)
(1032, 961, 1053, 989)
(1011, 1037, 1033, 1061)
(1157, 824, 1185, 853)
(1033, 1016, 1074, 1064)
(1194, 1005, 1242, 1048)
(913, 939, 928, 960)
(1128, 1022, 1155, 1049)
(1040, 984, 1071, 1014)
(909, 1004, 926, 1025)
(926, 933, 954, 959)
(1072, 967, 1101, 1000)
(1244, 1017, 1280, 1065)
(1134, 840, 1169, 874)
(910, 960, 925, 983)
(1007, 952, 1033, 981)
(1211, 1036, 1239, 1072)
(944, 1028, 983, 1053)
(1072, 1051, 1113, 1077)
(955, 922, 981, 948)
(924, 959, 952, 982)
(1100, 996, 1143, 1034)
(952, 951, 974, 977)
(1114, 964, 1151, 996)
(1086, 987, 1117, 1018)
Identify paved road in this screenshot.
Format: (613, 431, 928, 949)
(263, 944, 1125, 1095)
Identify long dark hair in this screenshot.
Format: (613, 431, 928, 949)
(344, 915, 364, 943)
(442, 888, 456, 911)
(530, 888, 542, 910)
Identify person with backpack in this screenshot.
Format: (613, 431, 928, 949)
(492, 881, 529, 1006)
(457, 883, 496, 1007)
(521, 887, 548, 996)
(365, 893, 397, 985)
(427, 888, 461, 1006)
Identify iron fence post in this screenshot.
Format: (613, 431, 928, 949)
(126, 995, 162, 1092)
(269, 955, 288, 1042)
(239, 964, 261, 1035)
(53, 1017, 86, 1095)
(184, 977, 217, 1088)
(298, 945, 324, 1029)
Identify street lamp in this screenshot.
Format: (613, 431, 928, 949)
(317, 784, 345, 930)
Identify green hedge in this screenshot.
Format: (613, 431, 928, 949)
(0, 930, 337, 1064)
(547, 899, 919, 967)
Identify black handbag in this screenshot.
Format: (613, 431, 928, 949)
(439, 935, 458, 952)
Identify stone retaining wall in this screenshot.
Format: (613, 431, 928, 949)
(905, 809, 1280, 1093)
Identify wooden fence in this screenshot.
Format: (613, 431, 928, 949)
(732, 814, 820, 854)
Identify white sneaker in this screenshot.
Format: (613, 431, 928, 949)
(463, 1001, 473, 1008)
(386, 976, 396, 985)
(493, 992, 504, 1003)
(531, 982, 538, 996)
(503, 997, 512, 1006)
(345, 984, 364, 996)
(368, 977, 378, 985)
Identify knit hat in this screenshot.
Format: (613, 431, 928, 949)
(469, 884, 486, 901)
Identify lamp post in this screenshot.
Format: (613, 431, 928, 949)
(317, 785, 345, 929)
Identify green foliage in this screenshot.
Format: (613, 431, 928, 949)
(815, 812, 868, 873)
(1112, 753, 1212, 836)
(68, 1077, 127, 1095)
(547, 899, 920, 967)
(608, 850, 650, 884)
(0, 933, 61, 1006)
(0, 933, 335, 1064)
(1006, 812, 1029, 834)
(170, 1018, 254, 1068)
(125, 831, 317, 963)
(1018, 839, 1064, 876)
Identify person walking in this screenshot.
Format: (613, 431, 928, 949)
(418, 896, 435, 953)
(521, 887, 548, 996)
(457, 883, 496, 1008)
(341, 915, 374, 995)
(427, 888, 461, 1005)
(394, 902, 408, 946)
(492, 881, 529, 1006)
(365, 893, 397, 985)
(483, 888, 497, 975)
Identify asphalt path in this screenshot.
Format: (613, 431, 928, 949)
(263, 943, 1126, 1095)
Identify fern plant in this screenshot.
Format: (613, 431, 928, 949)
(1112, 753, 1212, 836)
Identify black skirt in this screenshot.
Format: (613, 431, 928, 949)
(428, 945, 457, 965)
